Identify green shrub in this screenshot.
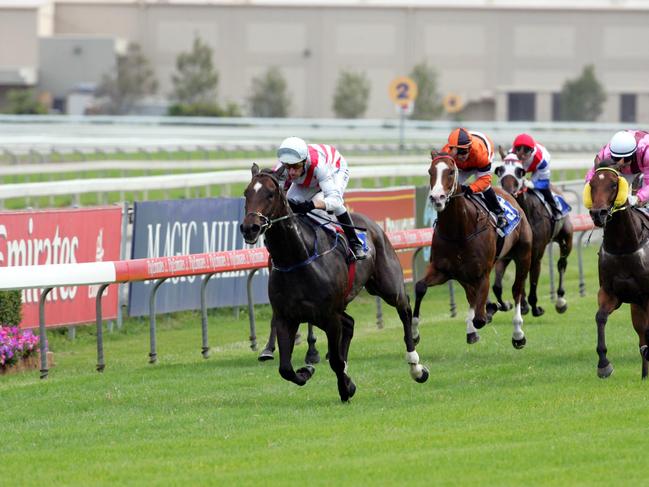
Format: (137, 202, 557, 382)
(168, 102, 241, 117)
(0, 290, 22, 326)
(332, 70, 371, 119)
(4, 89, 48, 114)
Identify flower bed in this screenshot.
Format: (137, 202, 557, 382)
(0, 326, 40, 373)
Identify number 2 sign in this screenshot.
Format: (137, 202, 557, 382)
(389, 76, 418, 106)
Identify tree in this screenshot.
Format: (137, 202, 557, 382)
(408, 62, 443, 120)
(171, 36, 218, 105)
(96, 42, 158, 115)
(247, 67, 291, 117)
(332, 70, 370, 119)
(3, 89, 47, 114)
(168, 36, 240, 117)
(558, 64, 606, 122)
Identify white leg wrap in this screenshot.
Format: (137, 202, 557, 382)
(406, 350, 420, 365)
(466, 308, 476, 333)
(512, 302, 525, 340)
(409, 363, 424, 380)
(556, 297, 567, 308)
(411, 317, 420, 339)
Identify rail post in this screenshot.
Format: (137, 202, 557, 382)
(95, 283, 110, 372)
(148, 278, 167, 364)
(246, 269, 259, 351)
(577, 231, 587, 297)
(38, 287, 53, 379)
(200, 272, 216, 358)
(375, 296, 383, 329)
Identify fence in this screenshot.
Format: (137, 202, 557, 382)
(0, 159, 592, 208)
(0, 216, 598, 379)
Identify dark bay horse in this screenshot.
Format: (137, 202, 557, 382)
(586, 161, 649, 379)
(495, 149, 573, 317)
(240, 164, 428, 401)
(413, 152, 533, 347)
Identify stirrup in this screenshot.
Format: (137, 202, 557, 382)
(351, 243, 368, 260)
(496, 214, 508, 229)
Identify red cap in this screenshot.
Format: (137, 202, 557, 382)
(513, 133, 535, 149)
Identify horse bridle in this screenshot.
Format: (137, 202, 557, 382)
(497, 163, 526, 196)
(245, 172, 293, 235)
(431, 155, 461, 198)
(600, 167, 626, 213)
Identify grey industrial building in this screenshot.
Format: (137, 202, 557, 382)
(1, 0, 648, 121)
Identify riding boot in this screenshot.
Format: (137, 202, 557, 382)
(337, 211, 367, 260)
(482, 187, 508, 229)
(539, 187, 562, 218)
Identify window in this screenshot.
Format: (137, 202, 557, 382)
(620, 93, 636, 123)
(508, 92, 536, 121)
(552, 93, 562, 121)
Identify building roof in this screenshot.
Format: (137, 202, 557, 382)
(48, 0, 649, 10)
(0, 0, 46, 8)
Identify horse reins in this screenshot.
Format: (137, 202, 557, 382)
(246, 172, 295, 236)
(430, 155, 461, 199)
(247, 171, 351, 272)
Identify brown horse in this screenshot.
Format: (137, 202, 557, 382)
(586, 161, 649, 379)
(494, 149, 574, 317)
(412, 152, 533, 347)
(240, 164, 428, 402)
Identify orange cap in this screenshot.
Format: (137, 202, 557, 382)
(448, 128, 472, 148)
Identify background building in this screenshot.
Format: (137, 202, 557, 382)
(3, 0, 649, 122)
(0, 1, 41, 106)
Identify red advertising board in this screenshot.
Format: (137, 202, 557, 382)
(345, 187, 416, 280)
(0, 206, 123, 328)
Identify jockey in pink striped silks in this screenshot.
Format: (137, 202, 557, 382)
(585, 130, 649, 207)
(276, 137, 367, 260)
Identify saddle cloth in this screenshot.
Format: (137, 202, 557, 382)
(530, 189, 572, 218)
(470, 194, 521, 238)
(305, 210, 369, 259)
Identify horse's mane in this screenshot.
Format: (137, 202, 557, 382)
(597, 158, 620, 170)
(431, 151, 453, 160)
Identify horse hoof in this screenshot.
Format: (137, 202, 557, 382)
(597, 363, 614, 378)
(413, 334, 421, 346)
(415, 366, 429, 383)
(348, 380, 356, 399)
(339, 379, 356, 402)
(305, 350, 320, 365)
(555, 300, 568, 314)
(466, 332, 480, 344)
(521, 303, 530, 315)
(486, 302, 499, 316)
(512, 336, 526, 349)
(297, 364, 316, 380)
(473, 319, 487, 330)
(532, 306, 545, 317)
(499, 301, 513, 312)
(258, 349, 275, 362)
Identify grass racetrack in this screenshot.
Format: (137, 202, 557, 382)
(2, 242, 646, 486)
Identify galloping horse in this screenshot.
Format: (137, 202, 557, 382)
(495, 148, 573, 316)
(586, 160, 649, 379)
(240, 164, 428, 401)
(413, 152, 533, 347)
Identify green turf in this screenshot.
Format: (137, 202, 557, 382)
(2, 242, 645, 485)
